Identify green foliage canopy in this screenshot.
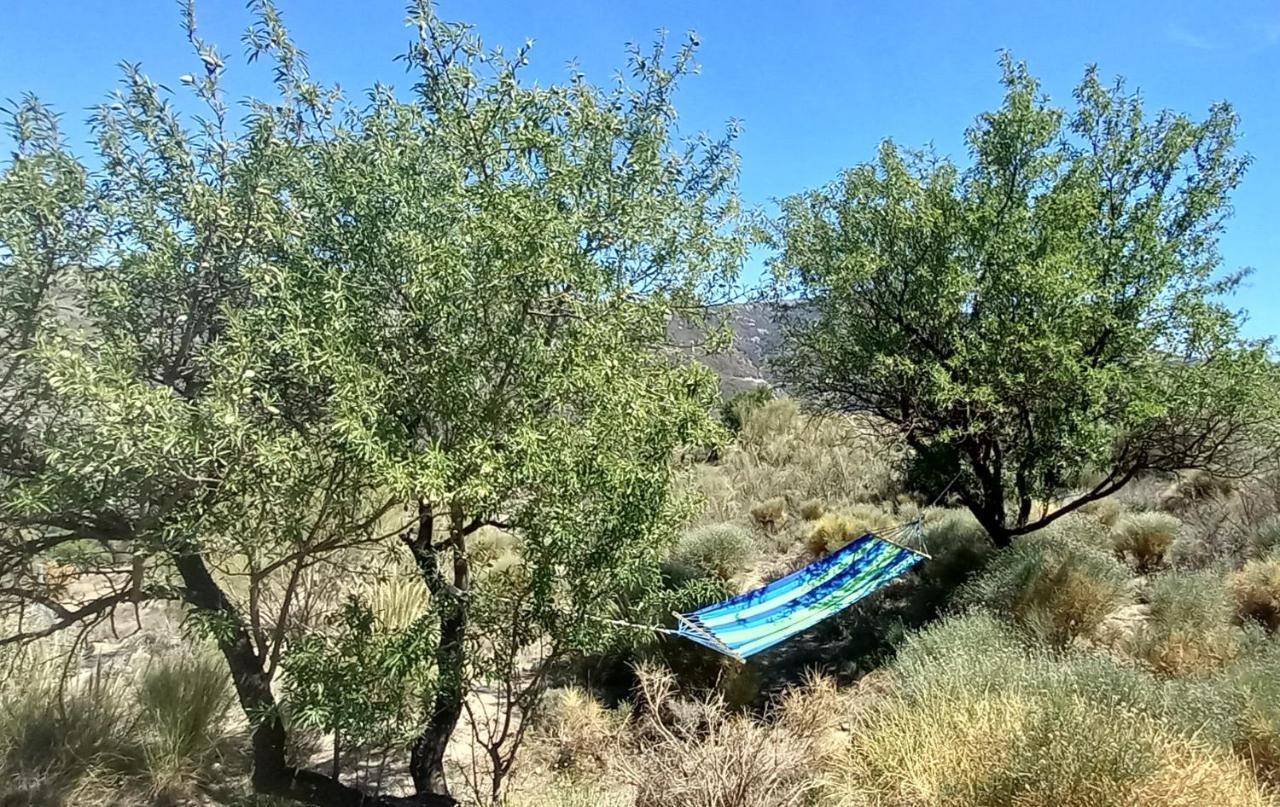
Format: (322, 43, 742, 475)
(0, 2, 742, 804)
(770, 57, 1278, 545)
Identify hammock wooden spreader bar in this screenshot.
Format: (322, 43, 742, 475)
(673, 520, 927, 660)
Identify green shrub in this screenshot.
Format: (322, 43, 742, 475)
(825, 614, 1272, 807)
(957, 529, 1132, 648)
(719, 386, 774, 434)
(1254, 515, 1280, 556)
(1130, 571, 1241, 677)
(1219, 646, 1280, 786)
(1112, 512, 1182, 572)
(916, 508, 994, 590)
(663, 523, 758, 584)
(136, 653, 233, 798)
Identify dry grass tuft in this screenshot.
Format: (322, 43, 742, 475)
(958, 529, 1132, 648)
(805, 506, 896, 556)
(798, 498, 826, 521)
(533, 687, 623, 773)
(1231, 554, 1280, 633)
(664, 523, 758, 585)
(621, 664, 820, 807)
(1129, 571, 1242, 677)
(1079, 495, 1124, 527)
(749, 497, 788, 533)
(1112, 512, 1182, 572)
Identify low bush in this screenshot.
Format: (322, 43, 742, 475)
(663, 523, 758, 584)
(916, 508, 994, 590)
(1112, 512, 1182, 572)
(957, 529, 1132, 647)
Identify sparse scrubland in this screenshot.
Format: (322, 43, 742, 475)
(4, 2, 1280, 807)
(9, 401, 1280, 806)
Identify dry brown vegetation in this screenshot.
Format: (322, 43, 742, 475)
(8, 399, 1280, 806)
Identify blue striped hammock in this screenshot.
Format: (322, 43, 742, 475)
(674, 521, 927, 660)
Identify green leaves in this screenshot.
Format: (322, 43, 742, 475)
(771, 56, 1276, 541)
(2, 2, 743, 787)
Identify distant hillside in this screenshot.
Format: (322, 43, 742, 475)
(668, 302, 785, 397)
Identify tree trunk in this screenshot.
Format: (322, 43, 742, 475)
(406, 499, 471, 798)
(957, 451, 1014, 548)
(171, 548, 457, 807)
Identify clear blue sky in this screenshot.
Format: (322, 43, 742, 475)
(2, 1, 1277, 339)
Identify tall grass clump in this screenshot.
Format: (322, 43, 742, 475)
(824, 614, 1273, 807)
(957, 528, 1132, 647)
(1217, 646, 1280, 786)
(1112, 512, 1182, 572)
(1130, 571, 1242, 677)
(1232, 552, 1280, 633)
(0, 666, 137, 804)
(135, 653, 233, 799)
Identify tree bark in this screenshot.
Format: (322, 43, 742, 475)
(406, 499, 471, 798)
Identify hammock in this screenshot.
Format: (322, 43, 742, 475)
(672, 521, 928, 661)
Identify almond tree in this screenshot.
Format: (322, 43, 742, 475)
(770, 57, 1277, 547)
(0, 2, 741, 804)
